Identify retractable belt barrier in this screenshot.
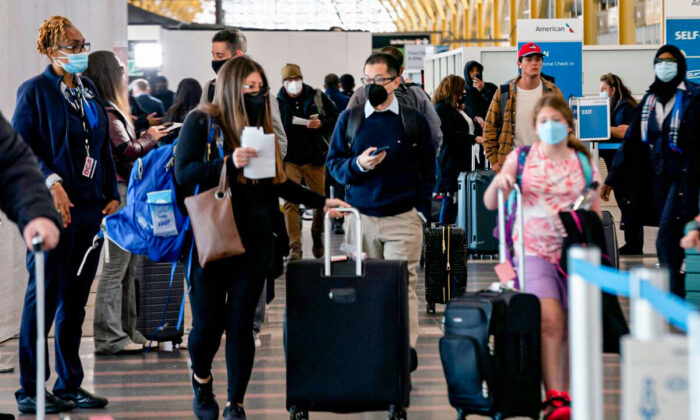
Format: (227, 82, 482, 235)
(567, 245, 700, 420)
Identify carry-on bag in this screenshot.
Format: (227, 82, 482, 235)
(423, 225, 467, 313)
(285, 208, 410, 420)
(440, 187, 541, 420)
(465, 170, 498, 254)
(132, 254, 185, 344)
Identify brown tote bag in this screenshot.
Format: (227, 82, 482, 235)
(185, 156, 245, 267)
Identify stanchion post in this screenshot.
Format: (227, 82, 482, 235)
(568, 245, 603, 420)
(629, 267, 669, 340)
(690, 313, 700, 420)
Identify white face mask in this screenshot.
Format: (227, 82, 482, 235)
(599, 91, 609, 99)
(285, 80, 302, 96)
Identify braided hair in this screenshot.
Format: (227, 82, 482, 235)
(36, 16, 73, 56)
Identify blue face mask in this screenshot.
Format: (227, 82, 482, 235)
(654, 62, 678, 83)
(56, 51, 89, 74)
(537, 120, 569, 145)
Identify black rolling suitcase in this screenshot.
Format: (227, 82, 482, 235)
(466, 170, 498, 255)
(286, 209, 410, 420)
(423, 225, 467, 313)
(440, 186, 542, 419)
(132, 255, 185, 344)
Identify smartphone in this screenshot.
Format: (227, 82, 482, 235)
(370, 146, 390, 156)
(310, 114, 319, 120)
(162, 122, 174, 129)
(474, 73, 482, 81)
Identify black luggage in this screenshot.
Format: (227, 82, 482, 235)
(440, 291, 541, 419)
(465, 170, 498, 254)
(132, 255, 185, 344)
(423, 225, 467, 313)
(441, 185, 542, 419)
(285, 209, 410, 420)
(601, 210, 619, 268)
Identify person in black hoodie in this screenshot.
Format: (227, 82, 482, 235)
(603, 44, 700, 297)
(432, 75, 476, 224)
(462, 60, 498, 120)
(175, 56, 346, 420)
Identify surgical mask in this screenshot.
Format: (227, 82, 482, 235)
(211, 58, 229, 74)
(365, 84, 388, 108)
(284, 80, 303, 96)
(654, 62, 678, 83)
(55, 51, 88, 74)
(599, 91, 610, 99)
(537, 120, 569, 145)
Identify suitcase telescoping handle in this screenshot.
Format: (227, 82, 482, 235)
(497, 185, 526, 291)
(32, 236, 46, 420)
(324, 207, 362, 277)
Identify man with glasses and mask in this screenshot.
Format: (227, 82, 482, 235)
(277, 64, 338, 260)
(202, 28, 287, 157)
(347, 46, 442, 153)
(327, 53, 435, 372)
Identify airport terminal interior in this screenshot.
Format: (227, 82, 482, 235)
(0, 0, 698, 419)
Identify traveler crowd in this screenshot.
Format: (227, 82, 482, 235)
(5, 13, 699, 420)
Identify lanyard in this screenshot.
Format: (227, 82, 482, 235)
(65, 80, 96, 158)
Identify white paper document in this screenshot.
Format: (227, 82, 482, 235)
(292, 116, 310, 126)
(241, 126, 276, 179)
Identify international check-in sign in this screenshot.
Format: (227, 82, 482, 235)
(570, 97, 610, 141)
(666, 0, 700, 81)
(518, 19, 583, 100)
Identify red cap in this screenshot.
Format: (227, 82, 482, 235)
(518, 42, 543, 59)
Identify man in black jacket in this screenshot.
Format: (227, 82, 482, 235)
(0, 112, 60, 251)
(277, 63, 338, 259)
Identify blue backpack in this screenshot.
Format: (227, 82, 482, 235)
(104, 141, 189, 262)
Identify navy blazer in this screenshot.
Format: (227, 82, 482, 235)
(12, 65, 120, 207)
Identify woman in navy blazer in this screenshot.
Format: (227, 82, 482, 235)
(11, 16, 118, 414)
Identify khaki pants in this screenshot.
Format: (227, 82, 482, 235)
(283, 162, 326, 250)
(344, 208, 423, 347)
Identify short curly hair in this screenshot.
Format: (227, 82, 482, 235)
(36, 16, 73, 56)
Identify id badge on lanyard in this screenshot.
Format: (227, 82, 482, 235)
(77, 94, 97, 179)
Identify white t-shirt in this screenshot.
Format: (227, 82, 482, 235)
(514, 83, 543, 147)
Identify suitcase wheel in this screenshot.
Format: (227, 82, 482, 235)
(289, 406, 308, 420)
(427, 302, 436, 314)
(387, 405, 406, 420)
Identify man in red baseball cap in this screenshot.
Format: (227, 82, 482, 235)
(483, 41, 564, 171)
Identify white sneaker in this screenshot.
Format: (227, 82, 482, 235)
(253, 331, 262, 347)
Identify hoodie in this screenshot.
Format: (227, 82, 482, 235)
(462, 60, 498, 119)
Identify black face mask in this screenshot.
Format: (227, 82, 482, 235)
(365, 83, 389, 108)
(211, 58, 229, 75)
(244, 92, 266, 124)
(457, 94, 466, 106)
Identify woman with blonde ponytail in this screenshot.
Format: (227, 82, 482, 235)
(484, 94, 601, 420)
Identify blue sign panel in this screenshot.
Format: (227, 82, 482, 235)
(518, 41, 582, 100)
(666, 19, 700, 82)
(579, 103, 610, 141)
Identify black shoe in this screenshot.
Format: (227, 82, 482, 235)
(410, 348, 418, 372)
(223, 404, 247, 419)
(54, 387, 108, 409)
(192, 374, 219, 420)
(332, 220, 345, 235)
(619, 244, 643, 256)
(16, 391, 76, 414)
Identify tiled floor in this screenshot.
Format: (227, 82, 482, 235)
(0, 193, 663, 419)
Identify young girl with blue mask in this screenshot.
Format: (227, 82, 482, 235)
(484, 94, 601, 420)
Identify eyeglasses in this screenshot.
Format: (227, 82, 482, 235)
(243, 85, 269, 95)
(58, 42, 91, 53)
(654, 57, 677, 64)
(361, 76, 397, 86)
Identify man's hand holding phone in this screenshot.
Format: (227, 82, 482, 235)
(473, 74, 485, 91)
(358, 146, 387, 171)
(307, 114, 322, 129)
